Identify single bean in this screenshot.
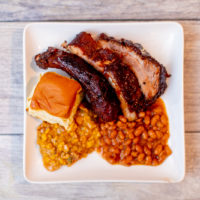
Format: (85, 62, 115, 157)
(124, 146, 131, 156)
(108, 124, 117, 130)
(154, 144, 163, 155)
(147, 142, 153, 149)
(125, 155, 133, 164)
(116, 121, 123, 127)
(153, 107, 162, 114)
(127, 131, 134, 139)
(108, 121, 114, 126)
(144, 115, 150, 126)
(164, 145, 172, 155)
(137, 153, 145, 162)
(139, 112, 145, 118)
(148, 129, 157, 139)
(161, 126, 167, 133)
(110, 130, 117, 138)
(136, 118, 142, 123)
(133, 137, 140, 144)
(158, 151, 167, 163)
(134, 126, 144, 136)
(152, 159, 159, 166)
(127, 122, 136, 128)
(118, 131, 125, 140)
(155, 131, 163, 139)
(151, 114, 160, 126)
(145, 156, 152, 165)
(107, 157, 115, 164)
(144, 146, 151, 155)
(161, 115, 168, 125)
(136, 144, 143, 153)
(142, 131, 148, 140)
(119, 115, 127, 123)
(124, 139, 132, 146)
(156, 121, 164, 128)
(162, 133, 169, 142)
(120, 159, 128, 166)
(131, 151, 138, 157)
(153, 126, 157, 131)
(132, 144, 136, 151)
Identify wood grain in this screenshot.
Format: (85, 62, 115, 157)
(0, 23, 25, 134)
(0, 21, 199, 134)
(0, 133, 198, 199)
(183, 21, 200, 132)
(0, 0, 200, 21)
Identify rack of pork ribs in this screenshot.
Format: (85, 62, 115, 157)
(35, 32, 169, 123)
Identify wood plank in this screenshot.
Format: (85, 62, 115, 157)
(0, 23, 25, 134)
(0, 133, 199, 199)
(0, 0, 200, 21)
(0, 21, 200, 134)
(183, 21, 200, 132)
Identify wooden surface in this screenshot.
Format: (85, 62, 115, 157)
(0, 0, 200, 199)
(1, 0, 200, 21)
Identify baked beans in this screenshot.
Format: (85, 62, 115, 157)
(97, 98, 172, 166)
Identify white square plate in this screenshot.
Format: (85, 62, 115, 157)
(23, 22, 185, 183)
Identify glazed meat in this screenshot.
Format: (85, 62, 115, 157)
(35, 47, 120, 122)
(98, 33, 168, 102)
(68, 32, 146, 121)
